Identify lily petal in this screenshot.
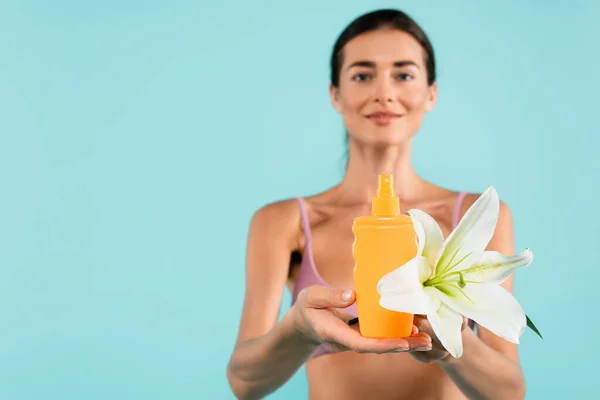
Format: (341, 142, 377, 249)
(427, 302, 464, 358)
(377, 257, 430, 295)
(461, 249, 533, 285)
(408, 209, 444, 272)
(435, 187, 499, 275)
(377, 257, 440, 315)
(439, 283, 526, 344)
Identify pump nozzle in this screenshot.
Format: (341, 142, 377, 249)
(377, 175, 394, 198)
(372, 174, 400, 216)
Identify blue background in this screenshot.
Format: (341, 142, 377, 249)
(1, 0, 598, 398)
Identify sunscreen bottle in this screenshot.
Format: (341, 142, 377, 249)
(352, 174, 417, 338)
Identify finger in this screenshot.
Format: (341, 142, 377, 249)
(301, 285, 355, 309)
(393, 333, 432, 352)
(411, 331, 431, 339)
(407, 332, 432, 344)
(355, 334, 432, 353)
(344, 318, 426, 343)
(324, 320, 433, 354)
(413, 315, 436, 339)
(321, 319, 404, 353)
(461, 315, 469, 331)
(347, 321, 421, 338)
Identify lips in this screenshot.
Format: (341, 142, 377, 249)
(367, 111, 402, 118)
(366, 111, 403, 126)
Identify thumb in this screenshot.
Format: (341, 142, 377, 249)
(302, 285, 355, 309)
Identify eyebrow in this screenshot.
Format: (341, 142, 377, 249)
(346, 60, 419, 70)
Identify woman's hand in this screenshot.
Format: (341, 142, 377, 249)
(409, 315, 469, 364)
(291, 285, 432, 354)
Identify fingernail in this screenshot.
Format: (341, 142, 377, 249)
(417, 346, 432, 351)
(393, 348, 409, 352)
(342, 290, 352, 301)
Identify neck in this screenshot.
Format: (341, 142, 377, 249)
(336, 138, 427, 205)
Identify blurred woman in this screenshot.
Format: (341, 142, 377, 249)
(227, 9, 525, 400)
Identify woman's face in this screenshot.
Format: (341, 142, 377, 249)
(330, 28, 437, 147)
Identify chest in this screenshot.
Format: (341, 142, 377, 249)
(290, 203, 456, 290)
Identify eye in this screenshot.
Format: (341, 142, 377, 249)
(352, 73, 371, 82)
(396, 73, 414, 81)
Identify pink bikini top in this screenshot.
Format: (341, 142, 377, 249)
(291, 192, 469, 361)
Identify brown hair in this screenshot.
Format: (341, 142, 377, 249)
(330, 9, 436, 87)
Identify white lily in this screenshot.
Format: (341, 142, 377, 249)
(377, 186, 533, 358)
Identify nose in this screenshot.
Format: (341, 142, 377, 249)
(374, 76, 395, 103)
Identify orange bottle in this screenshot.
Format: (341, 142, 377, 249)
(352, 174, 417, 338)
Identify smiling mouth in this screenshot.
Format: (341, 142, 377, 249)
(366, 112, 403, 125)
(367, 111, 402, 118)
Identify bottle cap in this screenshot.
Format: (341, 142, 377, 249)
(372, 174, 400, 216)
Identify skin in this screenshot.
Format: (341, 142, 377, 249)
(227, 28, 526, 400)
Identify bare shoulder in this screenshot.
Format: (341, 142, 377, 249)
(251, 198, 300, 225)
(248, 198, 303, 250)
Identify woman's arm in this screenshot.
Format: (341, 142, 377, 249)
(226, 202, 314, 400)
(436, 200, 526, 400)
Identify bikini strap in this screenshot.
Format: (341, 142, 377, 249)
(452, 192, 468, 229)
(296, 197, 312, 244)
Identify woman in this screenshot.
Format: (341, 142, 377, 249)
(227, 9, 526, 400)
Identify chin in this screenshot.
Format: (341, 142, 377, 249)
(358, 130, 413, 147)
